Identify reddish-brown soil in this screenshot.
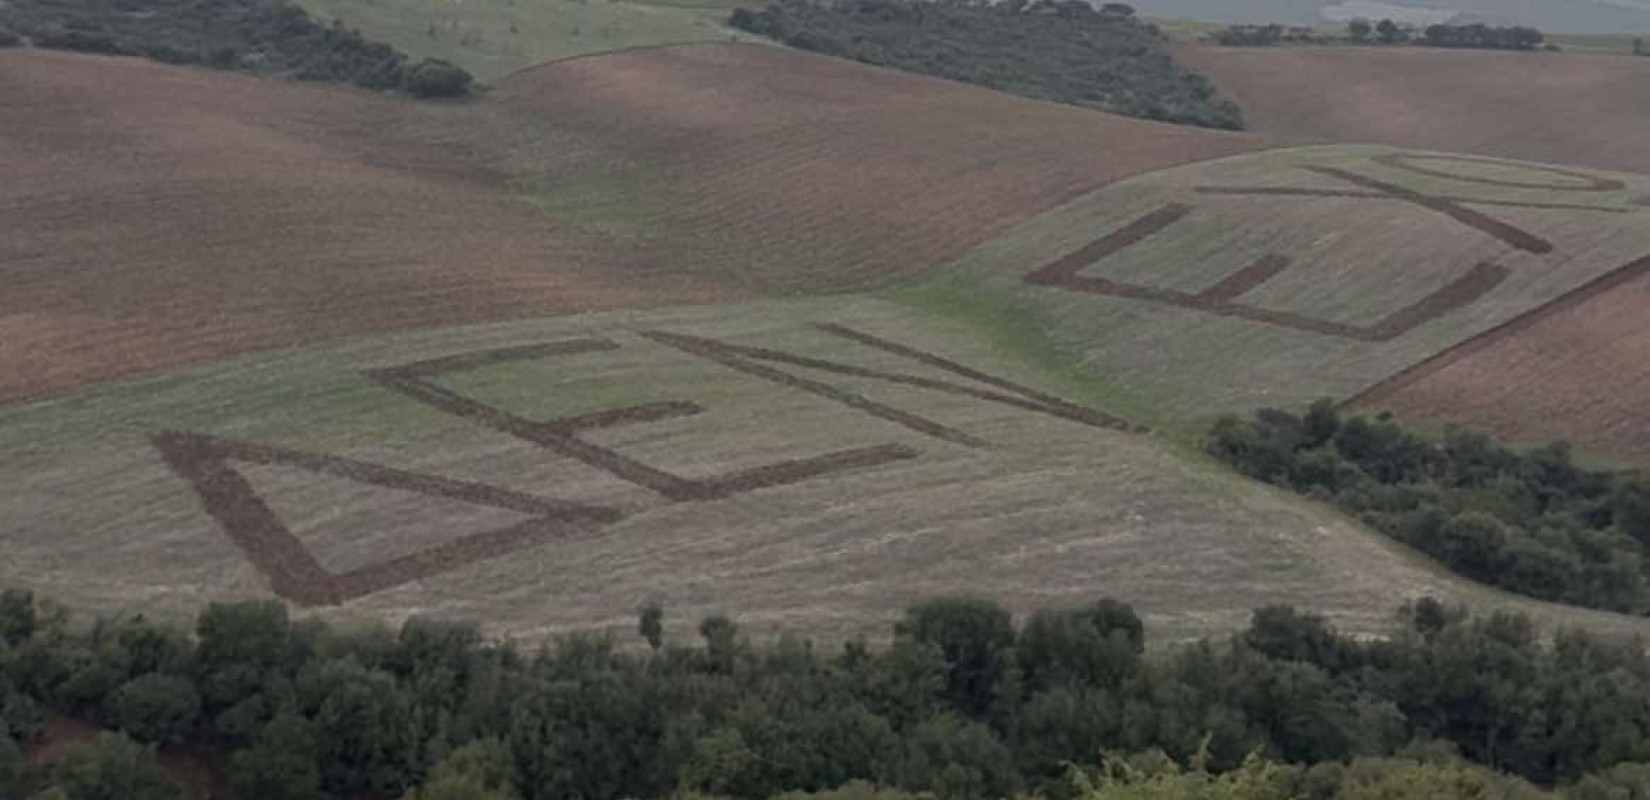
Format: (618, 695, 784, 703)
(1174, 44, 1650, 174)
(1350, 252, 1650, 462)
(0, 43, 1270, 403)
(0, 48, 727, 402)
(489, 45, 1270, 293)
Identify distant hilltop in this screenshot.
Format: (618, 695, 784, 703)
(1136, 0, 1650, 35)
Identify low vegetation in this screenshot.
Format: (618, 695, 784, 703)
(727, 0, 1244, 130)
(1210, 402, 1650, 614)
(1213, 19, 1545, 50)
(5, 589, 1650, 799)
(0, 0, 473, 96)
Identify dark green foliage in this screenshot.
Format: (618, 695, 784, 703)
(0, 26, 20, 46)
(403, 738, 519, 800)
(1213, 24, 1317, 46)
(1376, 18, 1408, 44)
(897, 598, 1017, 719)
(107, 674, 199, 746)
(1208, 404, 1650, 613)
(1421, 23, 1545, 50)
(0, 0, 473, 97)
(49, 732, 187, 800)
(0, 733, 34, 799)
(406, 58, 474, 98)
(12, 590, 1650, 798)
(1220, 18, 1541, 49)
(1571, 762, 1650, 799)
(0, 590, 35, 648)
(639, 602, 665, 651)
(890, 715, 1019, 800)
(727, 0, 1243, 130)
(226, 711, 324, 800)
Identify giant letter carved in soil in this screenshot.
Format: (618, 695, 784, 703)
(158, 325, 1135, 605)
(1025, 155, 1634, 341)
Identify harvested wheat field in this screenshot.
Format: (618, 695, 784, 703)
(0, 43, 1269, 403)
(916, 145, 1650, 436)
(8, 297, 1650, 644)
(1174, 45, 1650, 175)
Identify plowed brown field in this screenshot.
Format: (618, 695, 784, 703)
(0, 43, 1268, 403)
(1350, 258, 1650, 462)
(1173, 45, 1650, 175)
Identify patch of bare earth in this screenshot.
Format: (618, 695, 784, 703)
(1173, 44, 1650, 175)
(0, 48, 730, 402)
(492, 44, 1273, 292)
(1351, 256, 1650, 462)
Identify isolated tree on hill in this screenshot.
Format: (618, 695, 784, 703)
(0, 589, 35, 647)
(700, 615, 740, 673)
(1348, 19, 1373, 42)
(638, 602, 664, 651)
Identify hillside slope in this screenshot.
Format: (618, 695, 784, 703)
(1174, 45, 1650, 175)
(9, 296, 1650, 643)
(0, 44, 1269, 402)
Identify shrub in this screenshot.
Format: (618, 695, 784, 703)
(405, 57, 474, 97)
(728, 0, 1241, 129)
(0, 27, 20, 47)
(31, 27, 128, 55)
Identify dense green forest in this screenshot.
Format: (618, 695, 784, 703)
(0, 0, 473, 97)
(727, 0, 1244, 130)
(6, 588, 1650, 799)
(1209, 403, 1650, 614)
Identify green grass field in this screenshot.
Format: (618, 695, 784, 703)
(294, 0, 755, 80)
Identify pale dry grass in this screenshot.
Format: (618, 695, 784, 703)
(4, 298, 1648, 645)
(926, 145, 1650, 437)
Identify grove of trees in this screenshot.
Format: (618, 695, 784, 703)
(1209, 402, 1650, 613)
(728, 0, 1244, 130)
(7, 588, 1650, 799)
(0, 0, 473, 97)
(1211, 19, 1545, 51)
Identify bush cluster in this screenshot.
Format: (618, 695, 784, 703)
(1209, 402, 1650, 613)
(728, 0, 1244, 130)
(6, 588, 1650, 799)
(0, 0, 474, 97)
(1213, 19, 1544, 50)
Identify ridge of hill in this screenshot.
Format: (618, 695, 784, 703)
(1173, 44, 1650, 175)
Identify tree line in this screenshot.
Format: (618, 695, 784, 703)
(728, 0, 1244, 130)
(1212, 19, 1546, 51)
(7, 586, 1650, 799)
(1209, 402, 1650, 614)
(0, 0, 473, 97)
